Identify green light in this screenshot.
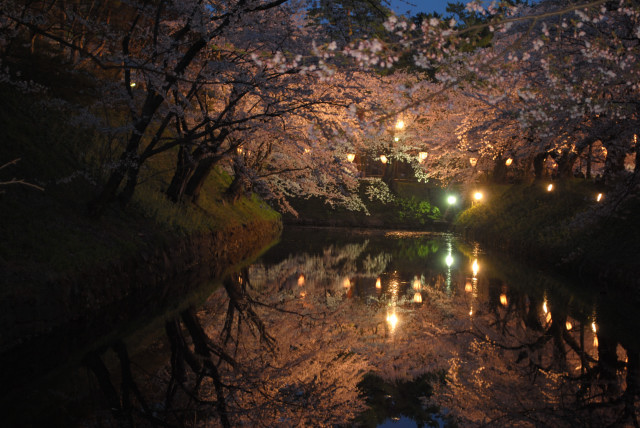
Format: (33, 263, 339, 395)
(445, 254, 454, 267)
(447, 195, 457, 205)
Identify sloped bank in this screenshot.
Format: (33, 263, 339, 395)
(454, 181, 640, 293)
(0, 214, 282, 392)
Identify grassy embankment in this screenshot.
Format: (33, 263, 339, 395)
(454, 179, 640, 289)
(0, 82, 280, 302)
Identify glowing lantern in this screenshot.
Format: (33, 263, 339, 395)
(413, 292, 422, 303)
(347, 153, 356, 162)
(465, 281, 473, 293)
(565, 321, 572, 330)
(591, 322, 597, 333)
(394, 136, 400, 142)
(547, 184, 554, 192)
(472, 259, 479, 277)
(237, 147, 243, 154)
(469, 157, 478, 167)
(413, 278, 421, 290)
(376, 277, 382, 289)
(380, 155, 388, 164)
(130, 82, 136, 88)
(594, 335, 599, 348)
(500, 293, 508, 306)
(469, 309, 473, 316)
(505, 158, 513, 166)
(343, 278, 351, 288)
(543, 301, 548, 314)
(596, 193, 603, 202)
(447, 195, 457, 205)
(395, 119, 405, 130)
(473, 191, 483, 201)
(545, 312, 552, 324)
(298, 275, 305, 286)
(418, 152, 428, 162)
(300, 291, 306, 298)
(304, 148, 310, 154)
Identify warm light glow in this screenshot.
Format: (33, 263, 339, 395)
(130, 82, 136, 87)
(376, 277, 382, 289)
(445, 254, 454, 267)
(418, 152, 428, 162)
(394, 136, 400, 142)
(469, 157, 478, 167)
(413, 292, 422, 303)
(472, 259, 479, 277)
(304, 148, 310, 154)
(465, 281, 473, 293)
(298, 275, 305, 286)
(447, 195, 457, 205)
(380, 155, 388, 164)
(594, 335, 599, 348)
(300, 291, 306, 298)
(469, 309, 473, 316)
(566, 321, 572, 330)
(545, 312, 552, 324)
(500, 293, 508, 306)
(547, 184, 554, 192)
(386, 312, 398, 331)
(343, 278, 351, 288)
(237, 147, 243, 154)
(395, 119, 405, 130)
(596, 193, 603, 202)
(505, 158, 513, 166)
(543, 301, 548, 314)
(347, 153, 356, 162)
(591, 322, 597, 333)
(413, 278, 421, 290)
(473, 191, 483, 201)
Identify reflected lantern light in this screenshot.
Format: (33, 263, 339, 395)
(413, 292, 422, 303)
(395, 119, 405, 130)
(347, 153, 356, 162)
(469, 157, 478, 167)
(472, 259, 479, 277)
(505, 158, 513, 166)
(500, 293, 508, 306)
(386, 312, 398, 331)
(376, 277, 382, 289)
(445, 254, 454, 267)
(547, 184, 554, 192)
(380, 155, 388, 164)
(596, 193, 603, 202)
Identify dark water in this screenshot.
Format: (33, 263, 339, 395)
(5, 227, 640, 427)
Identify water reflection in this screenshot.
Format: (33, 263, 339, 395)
(80, 227, 639, 427)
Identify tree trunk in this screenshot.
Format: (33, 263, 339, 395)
(491, 156, 507, 183)
(224, 160, 245, 203)
(533, 153, 547, 180)
(586, 143, 593, 179)
(166, 144, 197, 202)
(118, 163, 141, 207)
(184, 155, 221, 203)
(556, 150, 577, 179)
(603, 139, 627, 184)
(87, 91, 164, 217)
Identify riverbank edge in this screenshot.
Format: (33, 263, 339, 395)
(453, 201, 640, 294)
(1, 213, 283, 360)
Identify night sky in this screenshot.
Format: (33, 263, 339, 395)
(388, 0, 468, 16)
